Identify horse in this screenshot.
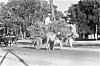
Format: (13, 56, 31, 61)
(45, 32, 63, 50)
(60, 24, 79, 48)
(64, 34, 75, 48)
(62, 32, 79, 48)
(53, 37, 63, 50)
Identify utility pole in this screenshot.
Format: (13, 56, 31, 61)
(50, 0, 55, 22)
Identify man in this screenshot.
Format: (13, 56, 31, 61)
(44, 13, 52, 33)
(56, 32, 62, 40)
(45, 14, 52, 25)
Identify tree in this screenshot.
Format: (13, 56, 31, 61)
(0, 0, 65, 39)
(54, 6, 64, 21)
(68, 0, 100, 38)
(0, 0, 51, 38)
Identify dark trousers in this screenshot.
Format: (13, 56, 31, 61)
(49, 39, 54, 50)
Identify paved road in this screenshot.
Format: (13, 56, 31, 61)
(0, 46, 100, 66)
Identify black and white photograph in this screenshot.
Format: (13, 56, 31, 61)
(0, 0, 100, 66)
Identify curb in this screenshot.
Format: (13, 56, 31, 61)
(54, 47, 100, 52)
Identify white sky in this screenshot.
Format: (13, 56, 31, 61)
(46, 0, 80, 12)
(0, 0, 8, 3)
(53, 0, 79, 12)
(0, 0, 80, 12)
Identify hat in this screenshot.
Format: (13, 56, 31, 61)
(57, 32, 61, 34)
(48, 13, 51, 16)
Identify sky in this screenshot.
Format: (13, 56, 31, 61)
(53, 0, 79, 12)
(0, 0, 8, 3)
(0, 0, 80, 12)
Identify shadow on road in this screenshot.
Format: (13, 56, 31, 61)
(22, 47, 63, 51)
(22, 44, 100, 51)
(22, 47, 47, 50)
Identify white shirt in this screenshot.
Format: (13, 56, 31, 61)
(45, 17, 52, 25)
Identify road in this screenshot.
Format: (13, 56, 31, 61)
(0, 46, 100, 66)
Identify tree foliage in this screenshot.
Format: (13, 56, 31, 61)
(0, 0, 64, 38)
(68, 0, 100, 35)
(47, 21, 70, 36)
(0, 0, 50, 37)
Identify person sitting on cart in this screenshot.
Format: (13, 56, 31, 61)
(45, 13, 52, 25)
